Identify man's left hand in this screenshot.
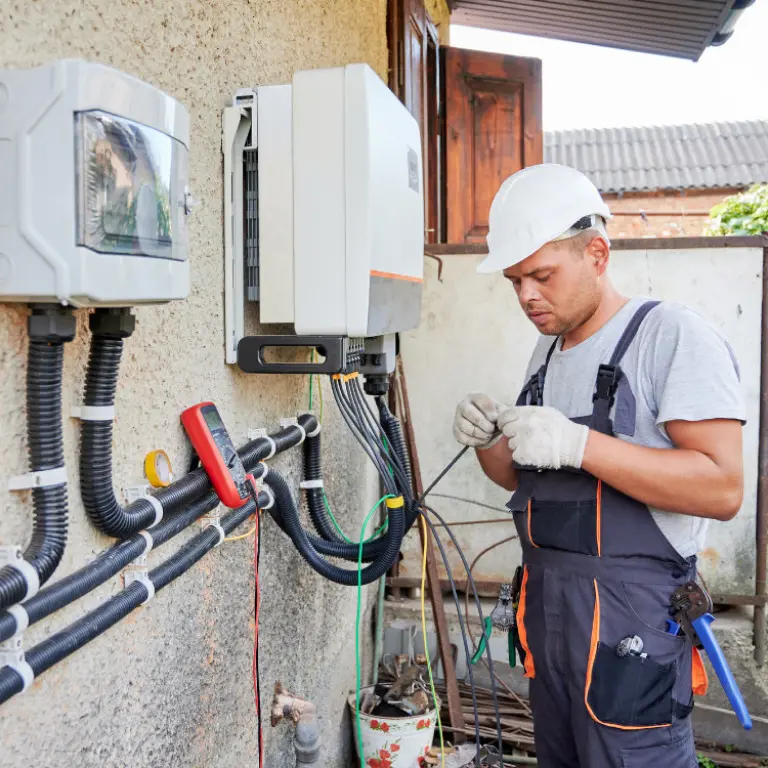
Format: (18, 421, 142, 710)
(497, 406, 589, 470)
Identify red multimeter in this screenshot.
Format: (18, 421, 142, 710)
(181, 402, 253, 509)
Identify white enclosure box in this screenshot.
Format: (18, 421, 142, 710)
(290, 64, 424, 337)
(0, 59, 191, 306)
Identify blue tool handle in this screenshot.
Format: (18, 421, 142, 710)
(691, 613, 752, 730)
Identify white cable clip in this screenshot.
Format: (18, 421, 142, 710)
(137, 530, 154, 555)
(299, 479, 324, 490)
(257, 461, 269, 480)
(0, 547, 40, 601)
(144, 496, 164, 527)
(248, 427, 276, 459)
(0, 635, 34, 692)
(123, 550, 154, 605)
(7, 604, 29, 638)
(306, 421, 321, 438)
(204, 520, 226, 546)
(259, 485, 275, 511)
(70, 405, 116, 422)
(124, 487, 163, 526)
(280, 417, 306, 444)
(8, 467, 67, 492)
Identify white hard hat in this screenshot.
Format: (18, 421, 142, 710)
(478, 163, 612, 274)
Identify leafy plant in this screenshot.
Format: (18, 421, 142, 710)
(697, 754, 718, 768)
(706, 184, 768, 235)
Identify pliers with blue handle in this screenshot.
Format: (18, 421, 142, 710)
(666, 581, 752, 730)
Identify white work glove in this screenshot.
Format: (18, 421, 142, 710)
(453, 393, 503, 449)
(497, 406, 589, 470)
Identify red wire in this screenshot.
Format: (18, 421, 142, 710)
(252, 509, 263, 766)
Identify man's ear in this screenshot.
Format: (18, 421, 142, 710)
(588, 236, 611, 276)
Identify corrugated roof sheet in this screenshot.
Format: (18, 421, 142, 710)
(544, 121, 768, 193)
(451, 0, 742, 61)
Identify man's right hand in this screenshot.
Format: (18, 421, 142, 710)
(453, 393, 503, 448)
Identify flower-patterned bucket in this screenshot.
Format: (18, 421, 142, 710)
(348, 689, 437, 768)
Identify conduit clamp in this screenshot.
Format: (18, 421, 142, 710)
(280, 417, 306, 444)
(260, 485, 275, 511)
(248, 427, 276, 459)
(123, 548, 155, 605)
(204, 519, 226, 546)
(137, 530, 154, 555)
(70, 405, 116, 421)
(306, 421, 321, 438)
(8, 466, 67, 492)
(7, 604, 29, 638)
(299, 479, 324, 490)
(0, 632, 34, 692)
(144, 495, 164, 527)
(252, 477, 275, 511)
(0, 546, 40, 601)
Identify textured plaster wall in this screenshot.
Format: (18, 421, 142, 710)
(399, 247, 762, 597)
(0, 2, 389, 766)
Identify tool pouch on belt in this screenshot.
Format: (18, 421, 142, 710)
(584, 578, 694, 729)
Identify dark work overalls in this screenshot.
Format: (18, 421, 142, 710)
(509, 301, 706, 768)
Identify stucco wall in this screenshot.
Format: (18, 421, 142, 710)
(399, 246, 763, 597)
(0, 2, 389, 766)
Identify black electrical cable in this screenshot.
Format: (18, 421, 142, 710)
(420, 445, 470, 502)
(266, 470, 404, 586)
(299, 405, 423, 563)
(421, 502, 505, 758)
(332, 378, 396, 495)
(0, 307, 76, 612)
(375, 396, 413, 493)
(0, 494, 268, 706)
(418, 510, 482, 763)
(348, 379, 413, 500)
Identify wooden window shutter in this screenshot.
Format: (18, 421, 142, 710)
(444, 49, 543, 245)
(388, 0, 442, 243)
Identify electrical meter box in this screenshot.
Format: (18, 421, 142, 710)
(222, 63, 424, 365)
(0, 59, 191, 307)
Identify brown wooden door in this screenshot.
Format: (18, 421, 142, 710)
(388, 0, 442, 243)
(444, 48, 543, 244)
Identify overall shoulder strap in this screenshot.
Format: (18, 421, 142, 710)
(591, 300, 661, 432)
(516, 339, 558, 406)
(608, 300, 661, 367)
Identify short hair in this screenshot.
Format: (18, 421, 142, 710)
(568, 230, 601, 258)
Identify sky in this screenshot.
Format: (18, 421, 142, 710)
(450, 2, 768, 132)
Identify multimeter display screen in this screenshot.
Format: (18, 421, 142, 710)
(203, 407, 224, 431)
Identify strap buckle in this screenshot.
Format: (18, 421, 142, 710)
(593, 364, 622, 405)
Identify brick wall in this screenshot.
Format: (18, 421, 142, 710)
(603, 187, 742, 238)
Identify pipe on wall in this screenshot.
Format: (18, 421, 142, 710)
(754, 245, 768, 666)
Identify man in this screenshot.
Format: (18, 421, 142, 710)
(452, 163, 745, 767)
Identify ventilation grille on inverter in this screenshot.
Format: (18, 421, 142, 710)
(244, 149, 259, 302)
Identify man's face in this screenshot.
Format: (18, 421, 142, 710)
(503, 236, 607, 336)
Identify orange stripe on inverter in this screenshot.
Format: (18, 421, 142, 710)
(369, 269, 423, 283)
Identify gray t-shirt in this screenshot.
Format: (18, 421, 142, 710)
(522, 296, 746, 557)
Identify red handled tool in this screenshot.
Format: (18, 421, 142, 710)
(181, 401, 254, 508)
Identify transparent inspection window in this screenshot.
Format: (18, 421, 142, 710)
(75, 110, 189, 260)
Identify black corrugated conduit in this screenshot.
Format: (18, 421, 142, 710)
(0, 416, 308, 641)
(0, 492, 269, 706)
(0, 307, 76, 613)
(266, 469, 404, 586)
(78, 310, 314, 539)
